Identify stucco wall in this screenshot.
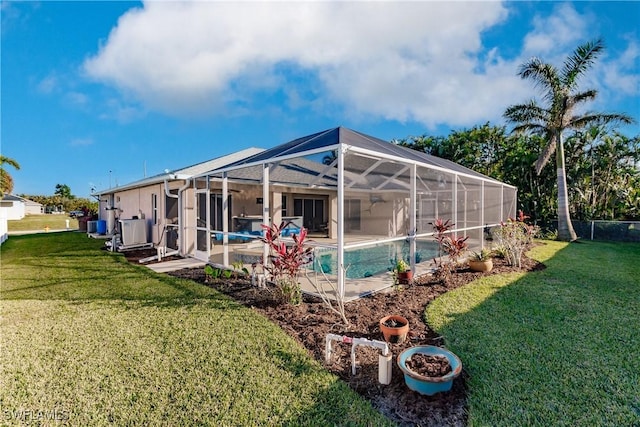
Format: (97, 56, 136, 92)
(99, 181, 189, 247)
(343, 193, 410, 238)
(0, 201, 24, 220)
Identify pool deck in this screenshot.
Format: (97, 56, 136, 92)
(148, 233, 479, 302)
(205, 234, 446, 302)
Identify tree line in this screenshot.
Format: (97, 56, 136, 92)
(20, 184, 99, 215)
(395, 123, 639, 226)
(1, 156, 99, 215)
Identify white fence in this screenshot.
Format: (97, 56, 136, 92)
(0, 216, 7, 246)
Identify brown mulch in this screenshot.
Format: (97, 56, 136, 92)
(128, 248, 544, 426)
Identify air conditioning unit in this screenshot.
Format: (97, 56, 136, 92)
(119, 219, 148, 246)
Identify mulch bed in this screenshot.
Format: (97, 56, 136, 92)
(127, 249, 544, 426)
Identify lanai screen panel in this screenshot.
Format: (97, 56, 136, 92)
(343, 151, 412, 240)
(484, 182, 503, 225)
(415, 165, 455, 235)
(456, 175, 482, 230)
(503, 186, 517, 219)
(455, 175, 482, 243)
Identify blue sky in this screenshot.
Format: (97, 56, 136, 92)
(2, 1, 639, 198)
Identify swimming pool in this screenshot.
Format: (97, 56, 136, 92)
(310, 240, 439, 279)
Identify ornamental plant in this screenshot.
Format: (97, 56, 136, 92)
(431, 218, 468, 282)
(395, 259, 410, 273)
(493, 210, 540, 268)
(470, 248, 493, 262)
(261, 221, 314, 305)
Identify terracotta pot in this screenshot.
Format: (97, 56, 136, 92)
(468, 259, 493, 272)
(397, 271, 413, 284)
(380, 315, 409, 344)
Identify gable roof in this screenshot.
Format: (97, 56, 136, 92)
(1, 194, 43, 206)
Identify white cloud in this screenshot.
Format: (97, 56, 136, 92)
(602, 38, 640, 97)
(83, 1, 635, 129)
(66, 91, 89, 106)
(37, 74, 58, 94)
(522, 3, 590, 57)
(83, 1, 525, 128)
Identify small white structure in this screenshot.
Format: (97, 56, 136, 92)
(0, 194, 27, 220)
(0, 195, 44, 245)
(0, 205, 7, 245)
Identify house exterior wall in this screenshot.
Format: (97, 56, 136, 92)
(98, 180, 191, 248)
(340, 193, 410, 238)
(0, 208, 7, 245)
(0, 201, 25, 220)
(24, 202, 43, 215)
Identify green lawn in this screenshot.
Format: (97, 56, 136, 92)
(0, 232, 390, 426)
(426, 240, 640, 426)
(7, 214, 79, 232)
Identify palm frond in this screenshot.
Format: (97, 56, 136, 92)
(511, 123, 548, 136)
(519, 59, 561, 102)
(0, 155, 21, 170)
(567, 89, 598, 110)
(562, 39, 604, 88)
(569, 112, 636, 129)
(503, 100, 548, 124)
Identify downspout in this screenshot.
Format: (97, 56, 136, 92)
(164, 176, 191, 256)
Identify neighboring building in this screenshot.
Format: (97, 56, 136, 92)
(0, 194, 43, 220)
(94, 127, 518, 300)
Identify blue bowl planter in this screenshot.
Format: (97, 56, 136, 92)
(397, 346, 462, 396)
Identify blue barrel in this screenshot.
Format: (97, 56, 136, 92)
(96, 220, 107, 235)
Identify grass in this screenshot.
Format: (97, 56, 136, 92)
(426, 240, 640, 426)
(7, 214, 79, 232)
(0, 232, 391, 426)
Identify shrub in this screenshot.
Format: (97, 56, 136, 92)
(493, 211, 539, 268)
(261, 221, 313, 305)
(431, 218, 468, 282)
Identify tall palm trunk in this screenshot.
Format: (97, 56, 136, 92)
(555, 132, 577, 240)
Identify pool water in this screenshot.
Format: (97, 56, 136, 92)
(311, 240, 439, 279)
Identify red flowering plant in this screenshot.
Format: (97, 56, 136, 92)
(430, 218, 468, 283)
(260, 221, 314, 305)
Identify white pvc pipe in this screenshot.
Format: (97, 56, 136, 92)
(325, 334, 391, 385)
(164, 178, 191, 256)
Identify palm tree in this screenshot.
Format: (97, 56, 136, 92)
(0, 155, 21, 196)
(504, 39, 634, 241)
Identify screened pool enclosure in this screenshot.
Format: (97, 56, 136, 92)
(191, 127, 516, 300)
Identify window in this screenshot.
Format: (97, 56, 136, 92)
(281, 195, 288, 217)
(151, 194, 158, 225)
(293, 197, 326, 231)
(165, 190, 178, 223)
(345, 199, 361, 232)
